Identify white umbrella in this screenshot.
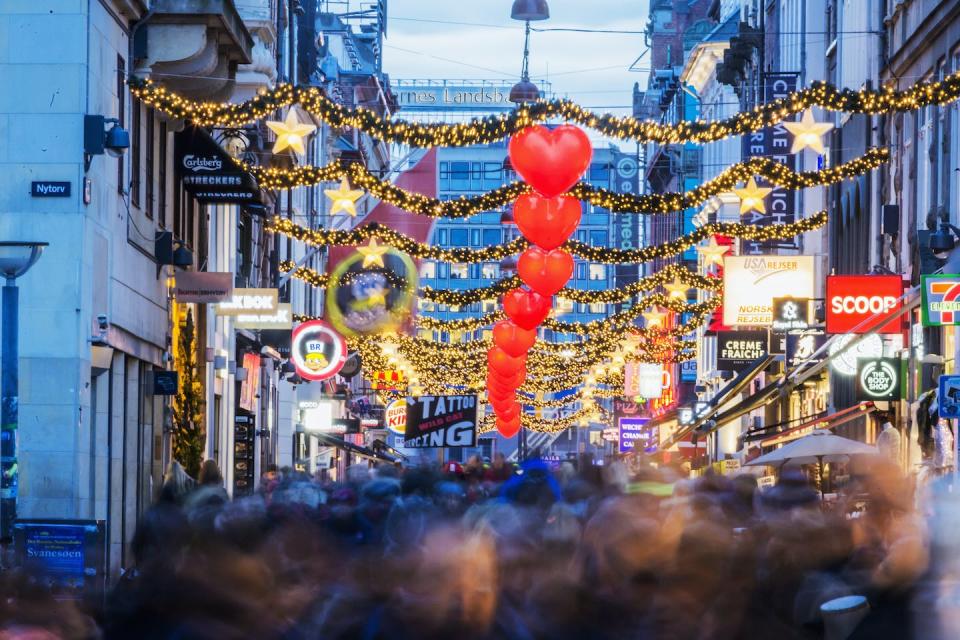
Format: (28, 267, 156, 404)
(746, 429, 878, 467)
(746, 429, 879, 498)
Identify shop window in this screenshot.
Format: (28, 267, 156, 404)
(451, 263, 468, 279)
(589, 264, 606, 280)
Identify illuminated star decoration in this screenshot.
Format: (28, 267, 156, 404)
(266, 110, 317, 156)
(642, 307, 667, 328)
(325, 177, 364, 217)
(733, 177, 773, 214)
(782, 109, 833, 154)
(696, 237, 731, 267)
(663, 278, 690, 301)
(357, 238, 389, 268)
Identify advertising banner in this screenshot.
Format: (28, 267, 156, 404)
(618, 417, 655, 454)
(921, 275, 960, 326)
(722, 255, 815, 326)
(290, 320, 348, 381)
(786, 331, 827, 368)
(717, 330, 769, 371)
(216, 288, 278, 316)
(174, 271, 233, 303)
(613, 151, 642, 312)
(856, 357, 902, 401)
(826, 275, 904, 334)
(740, 72, 798, 252)
(174, 127, 259, 203)
(404, 395, 478, 448)
(238, 353, 261, 412)
(14, 520, 106, 596)
(234, 303, 292, 330)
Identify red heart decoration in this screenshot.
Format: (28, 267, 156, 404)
(487, 362, 526, 390)
(517, 247, 574, 297)
(487, 385, 514, 404)
(503, 288, 552, 330)
(490, 396, 516, 414)
(513, 194, 582, 251)
(492, 320, 537, 358)
(508, 125, 593, 197)
(494, 402, 521, 421)
(497, 415, 522, 438)
(488, 347, 526, 376)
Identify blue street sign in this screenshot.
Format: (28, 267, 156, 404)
(938, 375, 960, 419)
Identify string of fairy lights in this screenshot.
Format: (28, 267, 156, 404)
(239, 147, 888, 215)
(130, 71, 960, 146)
(268, 211, 828, 265)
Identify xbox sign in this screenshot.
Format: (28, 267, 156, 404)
(856, 357, 901, 401)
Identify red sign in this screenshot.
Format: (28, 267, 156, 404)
(825, 275, 904, 334)
(291, 320, 348, 381)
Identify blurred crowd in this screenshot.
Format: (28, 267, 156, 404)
(4, 452, 960, 639)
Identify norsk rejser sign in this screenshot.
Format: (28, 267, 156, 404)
(403, 395, 478, 448)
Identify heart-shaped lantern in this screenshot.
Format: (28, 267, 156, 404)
(508, 125, 592, 197)
(502, 288, 552, 330)
(488, 346, 525, 377)
(492, 320, 537, 358)
(494, 402, 521, 422)
(517, 247, 574, 297)
(513, 194, 582, 251)
(497, 415, 522, 438)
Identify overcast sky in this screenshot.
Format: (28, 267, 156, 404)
(381, 1, 651, 116)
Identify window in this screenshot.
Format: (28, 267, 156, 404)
(576, 230, 587, 243)
(117, 55, 125, 193)
(589, 264, 606, 280)
(589, 230, 607, 246)
(556, 298, 574, 315)
(482, 300, 496, 313)
(471, 229, 481, 246)
(482, 228, 501, 246)
(144, 108, 155, 218)
(419, 262, 436, 279)
(438, 229, 448, 245)
(589, 163, 610, 183)
(450, 228, 468, 246)
(483, 162, 502, 188)
(158, 122, 167, 228)
(451, 263, 468, 279)
(130, 97, 141, 207)
(438, 263, 449, 278)
(450, 161, 469, 189)
(417, 299, 435, 312)
(439, 162, 450, 190)
(469, 264, 480, 279)
(576, 263, 586, 279)
(589, 302, 605, 314)
(471, 162, 483, 188)
(482, 262, 499, 279)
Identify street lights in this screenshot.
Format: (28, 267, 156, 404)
(509, 0, 549, 104)
(0, 241, 47, 540)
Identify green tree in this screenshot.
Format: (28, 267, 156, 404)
(171, 308, 205, 478)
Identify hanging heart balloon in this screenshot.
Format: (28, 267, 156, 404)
(492, 320, 537, 358)
(502, 288, 552, 330)
(487, 346, 526, 377)
(513, 194, 582, 251)
(507, 125, 593, 197)
(497, 415, 522, 438)
(517, 247, 574, 297)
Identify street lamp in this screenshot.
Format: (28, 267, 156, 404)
(509, 0, 549, 104)
(0, 241, 47, 540)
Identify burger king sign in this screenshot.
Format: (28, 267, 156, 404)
(291, 320, 348, 381)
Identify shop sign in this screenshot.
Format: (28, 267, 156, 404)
(771, 297, 811, 333)
(722, 255, 815, 326)
(613, 151, 642, 312)
(856, 357, 901, 401)
(829, 333, 883, 376)
(238, 353, 261, 412)
(650, 364, 677, 416)
(938, 375, 960, 419)
(174, 271, 233, 303)
(395, 83, 516, 112)
(216, 288, 278, 316)
(234, 303, 292, 329)
(680, 359, 697, 382)
(372, 370, 406, 391)
(717, 330, 769, 371)
(404, 395, 478, 448)
(921, 274, 960, 326)
(678, 407, 694, 425)
(826, 275, 904, 334)
(152, 370, 178, 395)
(618, 417, 655, 454)
(291, 320, 348, 381)
(624, 362, 665, 398)
(786, 331, 827, 368)
(174, 127, 259, 203)
(385, 399, 407, 435)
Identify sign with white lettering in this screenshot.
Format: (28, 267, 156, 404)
(394, 83, 518, 112)
(234, 303, 293, 329)
(826, 275, 903, 334)
(403, 395, 478, 448)
(174, 271, 233, 303)
(771, 297, 811, 333)
(722, 255, 815, 326)
(174, 127, 259, 203)
(216, 288, 278, 316)
(856, 357, 901, 401)
(618, 417, 655, 454)
(921, 275, 960, 326)
(385, 399, 407, 435)
(613, 151, 642, 312)
(717, 330, 769, 371)
(290, 320, 348, 382)
(31, 181, 71, 198)
(786, 331, 827, 368)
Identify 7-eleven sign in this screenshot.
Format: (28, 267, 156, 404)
(922, 275, 960, 326)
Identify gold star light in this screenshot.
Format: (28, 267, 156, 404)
(696, 237, 730, 267)
(733, 177, 773, 214)
(357, 238, 389, 268)
(643, 307, 667, 328)
(266, 110, 317, 156)
(325, 177, 364, 217)
(663, 278, 690, 301)
(783, 109, 833, 154)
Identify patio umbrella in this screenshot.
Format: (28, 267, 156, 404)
(746, 429, 879, 498)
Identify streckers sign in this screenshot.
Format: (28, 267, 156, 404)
(826, 275, 904, 334)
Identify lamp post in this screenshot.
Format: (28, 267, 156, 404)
(0, 242, 47, 540)
(509, 0, 549, 104)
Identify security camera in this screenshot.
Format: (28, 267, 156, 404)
(97, 314, 108, 330)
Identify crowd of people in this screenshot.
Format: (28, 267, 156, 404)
(3, 452, 960, 639)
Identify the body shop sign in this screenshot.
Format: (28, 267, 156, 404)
(722, 256, 815, 326)
(291, 320, 348, 381)
(826, 275, 904, 334)
(856, 357, 901, 401)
